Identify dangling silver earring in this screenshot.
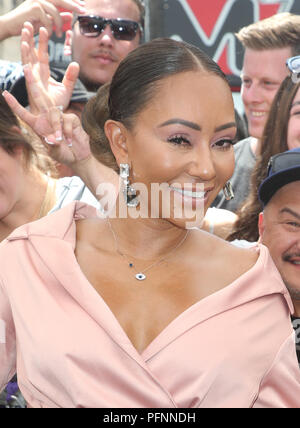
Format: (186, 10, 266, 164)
(223, 181, 234, 200)
(120, 163, 139, 207)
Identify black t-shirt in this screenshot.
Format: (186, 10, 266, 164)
(291, 316, 300, 367)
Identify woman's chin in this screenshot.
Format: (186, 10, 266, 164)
(167, 213, 206, 230)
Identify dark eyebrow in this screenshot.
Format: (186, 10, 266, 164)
(158, 119, 201, 131)
(215, 122, 236, 132)
(158, 119, 236, 132)
(279, 207, 300, 220)
(291, 101, 300, 108)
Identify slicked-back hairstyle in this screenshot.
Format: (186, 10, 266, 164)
(228, 76, 298, 242)
(82, 37, 230, 171)
(236, 12, 300, 56)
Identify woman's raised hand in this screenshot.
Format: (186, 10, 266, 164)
(2, 90, 91, 167)
(3, 90, 120, 201)
(21, 22, 78, 113)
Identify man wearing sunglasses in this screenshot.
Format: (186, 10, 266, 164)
(64, 0, 145, 91)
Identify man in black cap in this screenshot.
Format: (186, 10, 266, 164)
(258, 148, 300, 364)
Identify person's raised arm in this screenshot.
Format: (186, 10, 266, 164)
(4, 42, 119, 205)
(60, 112, 120, 204)
(2, 90, 119, 203)
(0, 0, 85, 40)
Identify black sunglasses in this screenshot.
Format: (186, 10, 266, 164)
(77, 15, 142, 41)
(286, 56, 300, 84)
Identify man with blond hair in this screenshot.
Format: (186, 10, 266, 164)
(212, 12, 300, 212)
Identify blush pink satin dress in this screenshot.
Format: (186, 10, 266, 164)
(0, 202, 299, 408)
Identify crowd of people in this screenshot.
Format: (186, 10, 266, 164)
(0, 0, 300, 408)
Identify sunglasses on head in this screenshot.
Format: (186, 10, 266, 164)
(286, 56, 300, 84)
(267, 150, 300, 176)
(77, 15, 142, 41)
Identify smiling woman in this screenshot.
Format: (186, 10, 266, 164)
(0, 38, 300, 408)
(83, 39, 236, 228)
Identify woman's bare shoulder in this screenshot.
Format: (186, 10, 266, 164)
(219, 238, 260, 281)
(191, 228, 260, 278)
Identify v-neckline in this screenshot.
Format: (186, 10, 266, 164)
(70, 221, 265, 360)
(16, 202, 291, 363)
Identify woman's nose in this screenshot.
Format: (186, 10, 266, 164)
(187, 145, 217, 182)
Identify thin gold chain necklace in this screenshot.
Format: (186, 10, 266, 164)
(107, 219, 189, 281)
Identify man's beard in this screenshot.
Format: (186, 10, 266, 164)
(79, 72, 104, 92)
(282, 252, 300, 300)
(285, 283, 300, 300)
(285, 282, 300, 301)
(281, 273, 300, 301)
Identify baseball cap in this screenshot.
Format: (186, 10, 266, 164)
(10, 67, 95, 107)
(258, 148, 300, 207)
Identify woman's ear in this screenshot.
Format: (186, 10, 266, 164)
(104, 120, 129, 165)
(258, 211, 265, 242)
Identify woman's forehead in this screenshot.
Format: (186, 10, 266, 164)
(150, 71, 230, 101)
(140, 72, 234, 121)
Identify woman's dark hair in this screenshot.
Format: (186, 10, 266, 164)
(82, 37, 230, 171)
(228, 76, 299, 242)
(0, 91, 35, 164)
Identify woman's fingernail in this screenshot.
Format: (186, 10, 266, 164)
(44, 137, 55, 145)
(55, 131, 63, 141)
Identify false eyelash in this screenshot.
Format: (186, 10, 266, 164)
(167, 135, 190, 145)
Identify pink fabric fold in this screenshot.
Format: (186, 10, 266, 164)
(0, 202, 299, 408)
